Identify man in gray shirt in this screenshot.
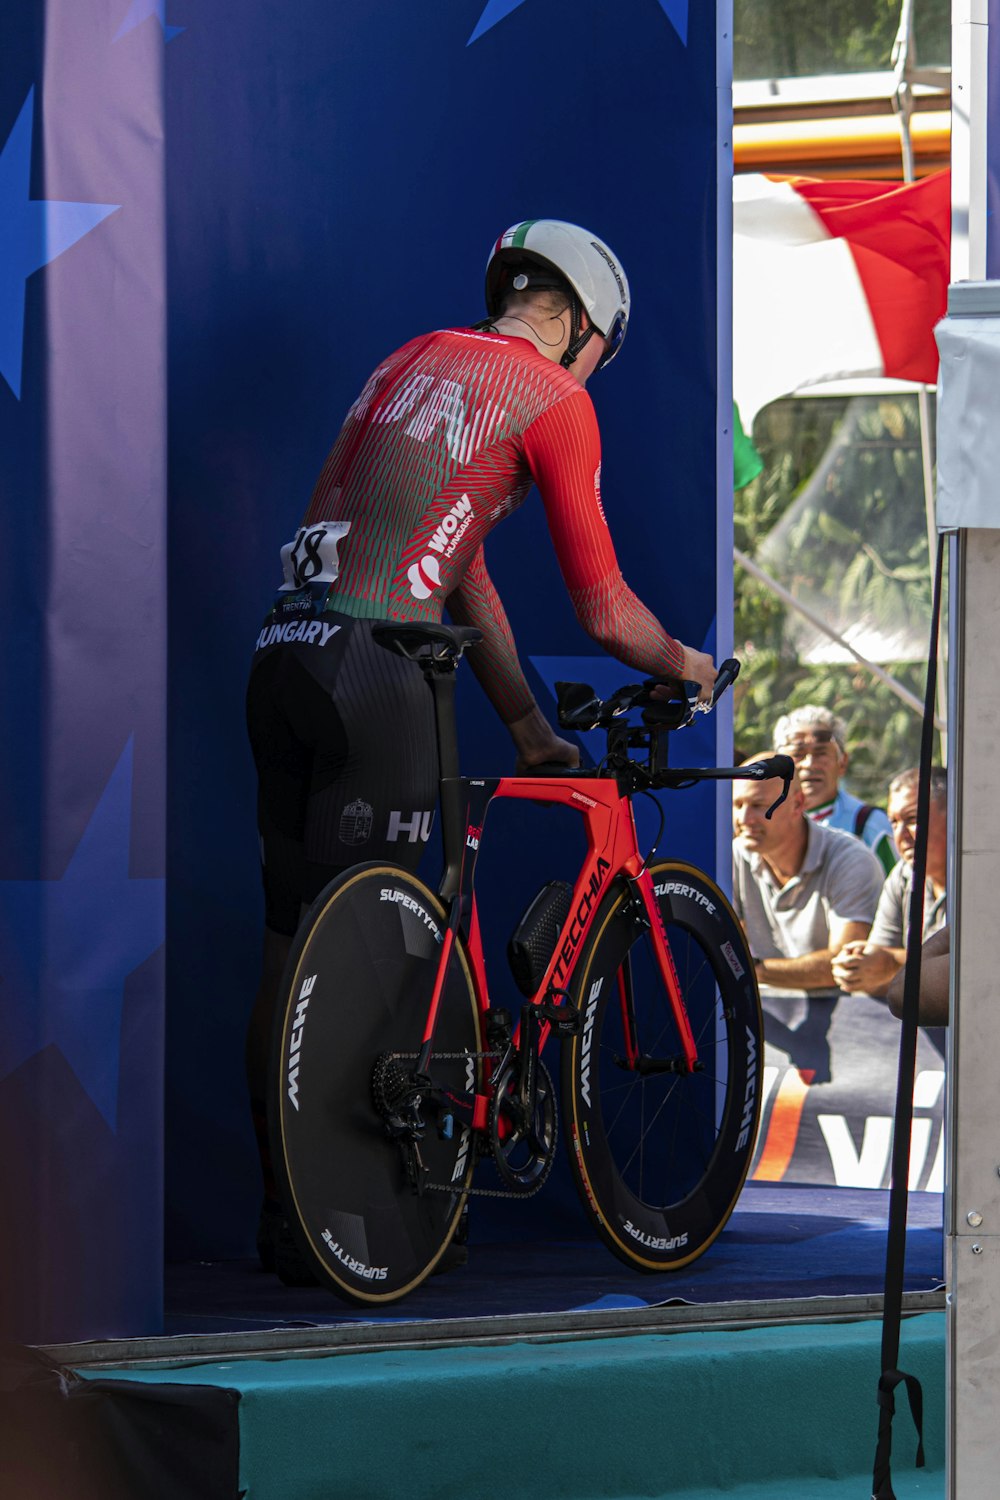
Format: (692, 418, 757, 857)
(732, 756, 884, 996)
(832, 766, 947, 998)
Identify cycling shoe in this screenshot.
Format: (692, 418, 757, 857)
(257, 1197, 319, 1286)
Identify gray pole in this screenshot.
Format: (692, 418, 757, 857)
(936, 280, 1000, 1498)
(942, 0, 994, 1486)
(946, 527, 1000, 1498)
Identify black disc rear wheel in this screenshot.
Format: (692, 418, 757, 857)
(270, 863, 481, 1304)
(562, 860, 762, 1271)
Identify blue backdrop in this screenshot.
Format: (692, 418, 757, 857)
(0, 0, 728, 1339)
(0, 0, 166, 1342)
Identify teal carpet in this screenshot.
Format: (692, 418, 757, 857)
(85, 1312, 944, 1499)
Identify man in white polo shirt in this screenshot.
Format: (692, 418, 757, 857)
(732, 756, 884, 995)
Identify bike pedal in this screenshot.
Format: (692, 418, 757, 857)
(536, 999, 582, 1035)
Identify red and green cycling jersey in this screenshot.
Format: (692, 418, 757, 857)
(291, 326, 683, 721)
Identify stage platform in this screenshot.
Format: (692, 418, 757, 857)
(68, 1312, 945, 1500)
(157, 1181, 944, 1341)
(38, 1181, 942, 1357)
(40, 1182, 945, 1367)
(16, 1184, 945, 1500)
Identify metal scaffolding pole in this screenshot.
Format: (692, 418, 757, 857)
(939, 0, 996, 1485)
(946, 527, 1000, 1498)
(936, 280, 1000, 1499)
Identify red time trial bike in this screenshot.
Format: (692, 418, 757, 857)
(269, 622, 792, 1304)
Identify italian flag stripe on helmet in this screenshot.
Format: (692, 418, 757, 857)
(508, 220, 537, 249)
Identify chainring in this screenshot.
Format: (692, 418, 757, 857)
(487, 1056, 558, 1193)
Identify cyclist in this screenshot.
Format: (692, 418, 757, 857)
(246, 219, 718, 1274)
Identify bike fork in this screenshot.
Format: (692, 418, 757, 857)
(627, 870, 699, 1073)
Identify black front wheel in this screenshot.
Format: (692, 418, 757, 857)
(561, 860, 762, 1271)
(270, 863, 482, 1304)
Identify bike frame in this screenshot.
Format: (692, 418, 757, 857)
(417, 768, 699, 1136)
(395, 642, 784, 1152)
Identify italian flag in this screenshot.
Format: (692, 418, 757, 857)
(733, 170, 950, 427)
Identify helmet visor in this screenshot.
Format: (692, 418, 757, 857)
(596, 308, 627, 369)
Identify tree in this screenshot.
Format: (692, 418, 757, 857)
(734, 0, 950, 80)
(734, 394, 945, 805)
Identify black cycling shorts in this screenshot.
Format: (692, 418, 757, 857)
(246, 613, 438, 935)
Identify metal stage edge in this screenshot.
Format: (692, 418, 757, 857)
(43, 1289, 945, 1372)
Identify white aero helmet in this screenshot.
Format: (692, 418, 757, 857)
(485, 219, 630, 371)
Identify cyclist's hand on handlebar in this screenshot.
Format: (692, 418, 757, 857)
(515, 737, 579, 774)
(678, 644, 718, 704)
(509, 705, 581, 774)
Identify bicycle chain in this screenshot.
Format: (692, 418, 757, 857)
(383, 1050, 553, 1200)
(385, 1050, 501, 1063)
(423, 1176, 550, 1200)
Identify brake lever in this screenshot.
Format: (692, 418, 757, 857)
(685, 656, 742, 716)
(711, 657, 742, 706)
(733, 754, 795, 817)
(763, 754, 795, 819)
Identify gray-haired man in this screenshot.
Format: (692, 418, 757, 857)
(773, 704, 896, 876)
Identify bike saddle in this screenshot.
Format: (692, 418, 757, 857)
(371, 621, 483, 665)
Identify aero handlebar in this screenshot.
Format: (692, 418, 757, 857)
(553, 661, 794, 818)
(556, 657, 743, 735)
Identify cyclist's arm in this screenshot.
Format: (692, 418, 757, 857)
(521, 393, 714, 694)
(446, 545, 533, 722)
(447, 547, 578, 768)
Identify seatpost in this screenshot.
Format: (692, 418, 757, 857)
(426, 664, 466, 901)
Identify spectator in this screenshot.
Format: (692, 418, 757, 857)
(886, 925, 950, 1025)
(832, 766, 947, 998)
(774, 705, 896, 875)
(732, 756, 884, 994)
